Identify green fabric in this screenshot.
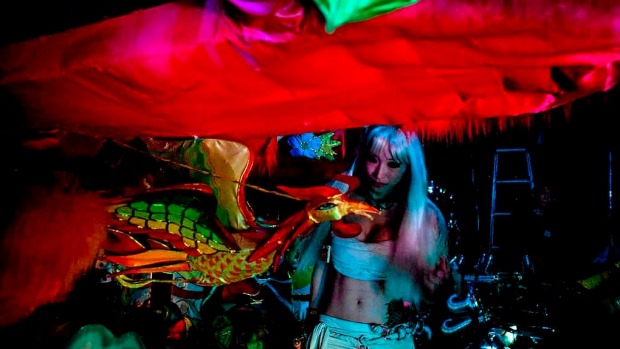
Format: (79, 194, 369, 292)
(291, 265, 314, 291)
(66, 324, 144, 349)
(313, 0, 420, 33)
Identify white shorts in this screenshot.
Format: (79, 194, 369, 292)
(306, 314, 417, 349)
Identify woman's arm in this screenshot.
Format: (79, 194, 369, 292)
(309, 254, 329, 309)
(302, 251, 329, 342)
(419, 200, 451, 298)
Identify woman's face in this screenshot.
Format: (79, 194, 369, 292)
(364, 144, 406, 200)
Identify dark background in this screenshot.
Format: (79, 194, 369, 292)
(0, 0, 170, 46)
(424, 83, 620, 279)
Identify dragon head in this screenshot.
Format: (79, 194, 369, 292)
(276, 174, 379, 223)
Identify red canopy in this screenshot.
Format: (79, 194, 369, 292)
(1, 0, 619, 142)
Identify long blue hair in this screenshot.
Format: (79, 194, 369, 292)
(354, 125, 447, 307)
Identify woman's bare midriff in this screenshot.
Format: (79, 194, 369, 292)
(324, 271, 388, 324)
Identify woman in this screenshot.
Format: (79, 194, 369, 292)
(298, 125, 450, 349)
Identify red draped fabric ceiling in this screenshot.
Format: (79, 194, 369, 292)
(1, 0, 619, 142)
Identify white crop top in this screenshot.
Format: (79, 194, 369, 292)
(330, 234, 393, 281)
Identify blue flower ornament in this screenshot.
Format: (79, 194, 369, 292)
(287, 132, 341, 160)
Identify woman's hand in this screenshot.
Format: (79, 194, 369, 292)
(422, 256, 449, 292)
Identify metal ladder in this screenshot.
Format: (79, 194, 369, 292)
(489, 148, 534, 250)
